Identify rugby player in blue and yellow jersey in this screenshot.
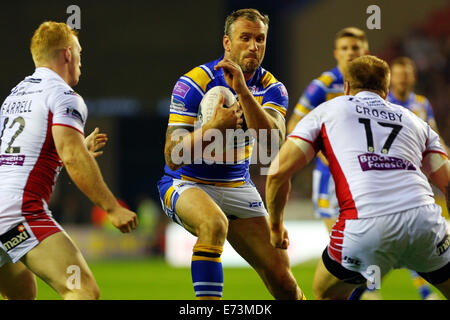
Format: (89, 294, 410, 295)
(287, 27, 369, 232)
(157, 9, 304, 300)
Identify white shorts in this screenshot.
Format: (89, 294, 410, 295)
(328, 204, 449, 281)
(0, 194, 63, 267)
(157, 175, 268, 226)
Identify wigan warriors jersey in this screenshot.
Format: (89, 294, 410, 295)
(0, 67, 87, 225)
(289, 91, 447, 220)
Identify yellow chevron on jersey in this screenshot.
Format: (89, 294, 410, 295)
(261, 71, 279, 89)
(317, 73, 335, 87)
(294, 103, 311, 116)
(415, 94, 425, 104)
(184, 66, 212, 92)
(263, 102, 287, 118)
(168, 113, 197, 125)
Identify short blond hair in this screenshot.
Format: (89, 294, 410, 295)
(344, 55, 390, 96)
(30, 21, 78, 66)
(335, 27, 369, 51)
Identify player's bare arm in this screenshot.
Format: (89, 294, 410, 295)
(266, 138, 315, 249)
(52, 125, 137, 233)
(423, 152, 450, 197)
(164, 96, 243, 171)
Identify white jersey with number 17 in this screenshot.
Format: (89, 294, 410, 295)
(289, 91, 447, 220)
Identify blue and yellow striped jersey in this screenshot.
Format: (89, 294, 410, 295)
(293, 66, 344, 117)
(293, 66, 344, 168)
(387, 92, 435, 124)
(164, 56, 289, 186)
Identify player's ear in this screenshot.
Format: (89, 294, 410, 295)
(223, 35, 231, 52)
(63, 47, 72, 63)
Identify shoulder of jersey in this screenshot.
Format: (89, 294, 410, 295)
(260, 68, 280, 89)
(414, 94, 428, 104)
(182, 60, 218, 93)
(316, 69, 338, 88)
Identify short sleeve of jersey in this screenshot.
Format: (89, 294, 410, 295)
(424, 124, 447, 156)
(294, 79, 327, 116)
(168, 77, 203, 127)
(261, 83, 289, 119)
(288, 106, 322, 150)
(50, 89, 87, 135)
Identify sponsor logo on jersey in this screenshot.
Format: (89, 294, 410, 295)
(0, 154, 25, 166)
(343, 255, 361, 266)
(0, 224, 30, 252)
(173, 81, 190, 99)
(170, 97, 188, 112)
(65, 107, 84, 124)
(278, 84, 288, 97)
(64, 90, 79, 96)
(249, 201, 263, 208)
(358, 153, 416, 171)
(436, 233, 449, 256)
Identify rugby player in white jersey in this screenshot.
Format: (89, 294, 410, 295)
(0, 21, 137, 300)
(266, 55, 450, 299)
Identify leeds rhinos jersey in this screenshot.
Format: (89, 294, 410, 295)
(164, 57, 289, 186)
(289, 91, 447, 220)
(293, 66, 344, 117)
(293, 66, 344, 168)
(387, 91, 436, 124)
(0, 67, 87, 216)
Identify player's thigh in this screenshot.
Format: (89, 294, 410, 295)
(227, 216, 290, 272)
(0, 261, 36, 299)
(313, 255, 358, 300)
(20, 231, 97, 294)
(175, 187, 228, 238)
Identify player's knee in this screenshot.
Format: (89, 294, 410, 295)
(2, 270, 37, 300)
(63, 281, 100, 300)
(197, 215, 228, 241)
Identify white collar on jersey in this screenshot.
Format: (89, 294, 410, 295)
(33, 67, 66, 83)
(354, 91, 384, 100)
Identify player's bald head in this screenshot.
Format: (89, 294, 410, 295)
(344, 55, 391, 97)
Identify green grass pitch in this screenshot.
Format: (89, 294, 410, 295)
(31, 258, 444, 300)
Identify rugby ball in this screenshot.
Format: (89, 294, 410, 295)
(198, 86, 236, 124)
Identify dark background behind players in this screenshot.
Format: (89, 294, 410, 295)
(0, 0, 448, 255)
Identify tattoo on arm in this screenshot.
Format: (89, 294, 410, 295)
(164, 125, 193, 170)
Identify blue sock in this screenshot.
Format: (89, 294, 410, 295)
(191, 243, 223, 299)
